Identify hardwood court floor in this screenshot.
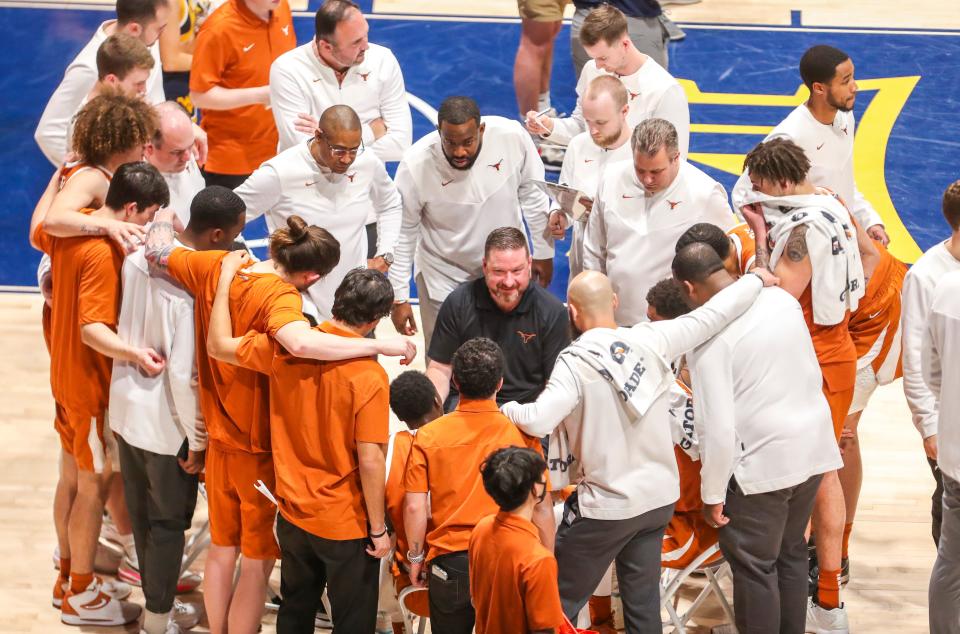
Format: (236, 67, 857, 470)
(0, 290, 937, 632)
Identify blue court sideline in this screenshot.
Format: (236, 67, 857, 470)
(2, 4, 958, 299)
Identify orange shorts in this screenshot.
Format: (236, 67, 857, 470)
(205, 444, 280, 559)
(56, 406, 115, 473)
(662, 511, 721, 570)
(822, 384, 855, 441)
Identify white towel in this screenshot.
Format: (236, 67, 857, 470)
(745, 191, 864, 325)
(546, 422, 578, 489)
(560, 328, 672, 420)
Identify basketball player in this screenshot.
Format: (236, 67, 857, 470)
(676, 221, 757, 279)
(236, 105, 401, 321)
(145, 101, 205, 226)
(109, 186, 245, 634)
(740, 138, 865, 632)
(31, 162, 170, 626)
(270, 0, 412, 160)
(732, 45, 889, 245)
(388, 96, 554, 351)
(36, 0, 169, 166)
(582, 118, 735, 326)
(902, 181, 960, 546)
(500, 268, 772, 632)
(189, 0, 296, 188)
(548, 75, 634, 282)
(524, 4, 689, 154)
(144, 210, 412, 633)
(677, 243, 842, 633)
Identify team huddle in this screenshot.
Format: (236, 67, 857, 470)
(29, 0, 960, 632)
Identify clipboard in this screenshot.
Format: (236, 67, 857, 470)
(533, 180, 592, 221)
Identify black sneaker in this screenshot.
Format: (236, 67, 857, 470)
(840, 556, 850, 585)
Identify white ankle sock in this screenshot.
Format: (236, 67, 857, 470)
(538, 91, 551, 110)
(143, 609, 171, 634)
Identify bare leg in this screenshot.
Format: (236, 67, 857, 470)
(204, 544, 239, 634)
(838, 410, 864, 525)
(227, 557, 273, 634)
(514, 18, 562, 115)
(538, 21, 562, 96)
(812, 470, 845, 607)
(54, 450, 78, 560)
(69, 470, 110, 577)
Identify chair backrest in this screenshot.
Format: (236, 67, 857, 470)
(398, 585, 430, 618)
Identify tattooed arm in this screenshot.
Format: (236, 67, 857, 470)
(143, 208, 178, 272)
(772, 225, 813, 300)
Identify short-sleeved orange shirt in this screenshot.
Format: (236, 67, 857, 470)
(34, 221, 123, 415)
(235, 321, 390, 540)
(402, 399, 544, 561)
(469, 512, 566, 634)
(190, 0, 296, 174)
(727, 222, 756, 275)
(386, 430, 416, 568)
(166, 248, 306, 453)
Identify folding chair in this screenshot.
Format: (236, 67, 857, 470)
(660, 543, 737, 633)
(397, 585, 429, 634)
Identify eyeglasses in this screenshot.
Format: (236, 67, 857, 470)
(327, 140, 364, 159)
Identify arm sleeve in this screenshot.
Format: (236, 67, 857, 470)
(167, 298, 206, 451)
(500, 357, 581, 437)
(851, 185, 884, 230)
(35, 63, 96, 166)
(547, 70, 589, 146)
(269, 61, 312, 152)
(235, 331, 276, 374)
(77, 246, 121, 327)
(371, 158, 402, 256)
(921, 313, 943, 400)
(688, 342, 737, 504)
(901, 272, 940, 438)
(582, 188, 606, 273)
(370, 52, 413, 162)
(166, 248, 219, 296)
(654, 84, 691, 158)
(387, 160, 421, 302)
(641, 274, 763, 361)
(900, 271, 939, 438)
(234, 164, 282, 224)
(402, 437, 429, 493)
(703, 181, 736, 230)
(517, 129, 555, 259)
(355, 374, 390, 444)
(264, 287, 307, 336)
(189, 26, 230, 93)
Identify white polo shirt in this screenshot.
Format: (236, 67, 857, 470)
(547, 56, 689, 156)
(388, 116, 553, 303)
(235, 141, 401, 320)
(583, 159, 735, 325)
(110, 244, 206, 456)
(35, 21, 164, 166)
(161, 158, 205, 227)
(269, 42, 412, 162)
(501, 274, 763, 520)
(924, 271, 960, 482)
(688, 287, 842, 503)
(558, 131, 633, 279)
(731, 104, 883, 231)
(902, 240, 960, 439)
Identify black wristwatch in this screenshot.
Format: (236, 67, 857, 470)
(377, 252, 394, 266)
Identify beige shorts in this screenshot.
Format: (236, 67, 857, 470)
(518, 0, 569, 21)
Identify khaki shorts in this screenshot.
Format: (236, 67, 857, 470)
(518, 0, 569, 21)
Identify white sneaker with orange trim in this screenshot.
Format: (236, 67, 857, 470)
(60, 577, 141, 626)
(53, 576, 132, 608)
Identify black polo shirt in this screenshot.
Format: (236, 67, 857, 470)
(428, 278, 571, 406)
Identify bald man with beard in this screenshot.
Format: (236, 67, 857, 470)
(501, 266, 775, 632)
(236, 104, 401, 320)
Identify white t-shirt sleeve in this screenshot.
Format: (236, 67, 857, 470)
(370, 52, 412, 163)
(921, 313, 943, 402)
(902, 271, 939, 438)
(582, 185, 606, 273)
(654, 84, 691, 158)
(546, 67, 590, 146)
(167, 298, 206, 451)
(500, 357, 581, 437)
(371, 158, 403, 256)
(704, 180, 736, 229)
(35, 63, 96, 166)
(269, 62, 311, 153)
(234, 165, 282, 223)
(517, 130, 554, 259)
(388, 160, 421, 301)
(689, 340, 737, 504)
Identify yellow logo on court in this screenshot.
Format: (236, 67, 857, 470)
(680, 77, 922, 263)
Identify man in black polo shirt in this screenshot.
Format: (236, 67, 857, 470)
(426, 227, 570, 409)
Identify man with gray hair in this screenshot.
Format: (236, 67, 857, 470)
(582, 118, 735, 325)
(144, 102, 204, 227)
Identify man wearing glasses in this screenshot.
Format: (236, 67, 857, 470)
(145, 102, 205, 226)
(236, 104, 401, 321)
(388, 96, 553, 354)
